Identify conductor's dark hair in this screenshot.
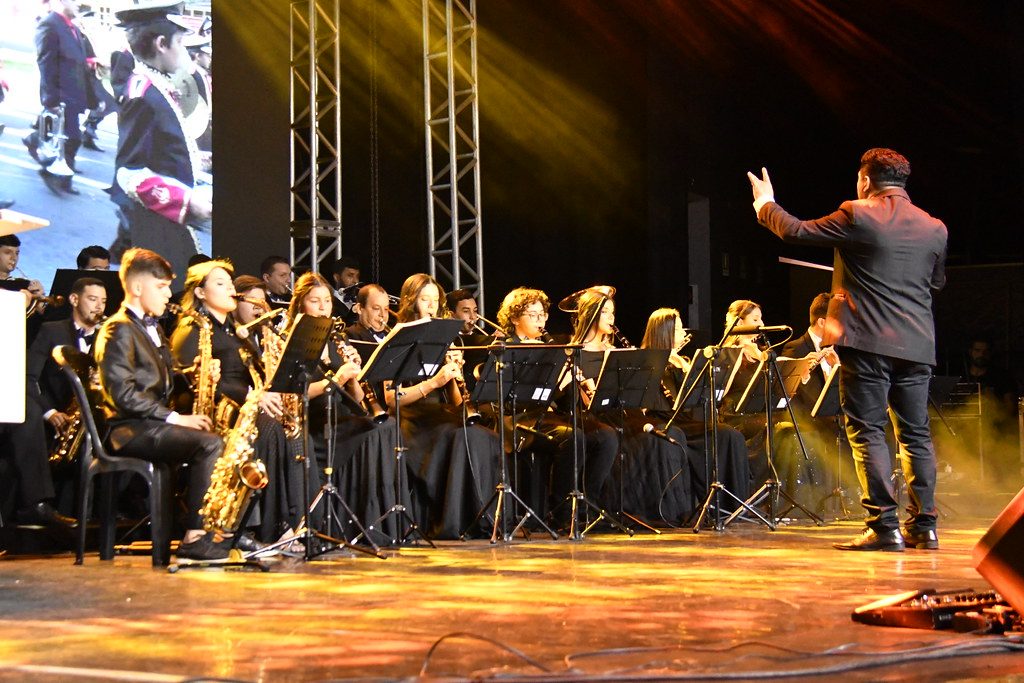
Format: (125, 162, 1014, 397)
(76, 245, 110, 268)
(859, 148, 911, 188)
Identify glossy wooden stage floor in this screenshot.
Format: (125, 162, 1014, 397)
(1, 512, 1023, 682)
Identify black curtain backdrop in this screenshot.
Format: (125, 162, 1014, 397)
(212, 0, 1023, 347)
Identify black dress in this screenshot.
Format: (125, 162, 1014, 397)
(657, 362, 751, 511)
(309, 343, 406, 545)
(397, 383, 501, 540)
(577, 351, 692, 525)
(169, 310, 305, 541)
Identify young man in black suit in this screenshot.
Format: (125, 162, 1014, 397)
(93, 248, 226, 560)
(28, 276, 106, 439)
(749, 148, 947, 552)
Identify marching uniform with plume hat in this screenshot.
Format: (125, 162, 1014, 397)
(109, 1, 208, 281)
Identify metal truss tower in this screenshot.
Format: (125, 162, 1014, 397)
(422, 0, 485, 308)
(289, 0, 342, 276)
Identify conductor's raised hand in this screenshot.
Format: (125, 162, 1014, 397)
(746, 167, 775, 214)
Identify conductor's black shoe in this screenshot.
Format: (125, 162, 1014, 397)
(176, 533, 230, 561)
(902, 527, 939, 550)
(0, 199, 13, 210)
(38, 169, 65, 195)
(17, 501, 77, 528)
(833, 528, 904, 552)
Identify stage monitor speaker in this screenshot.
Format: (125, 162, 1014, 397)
(973, 487, 1024, 614)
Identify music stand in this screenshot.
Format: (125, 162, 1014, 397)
(665, 341, 770, 532)
(258, 314, 382, 561)
(463, 343, 566, 542)
(725, 354, 825, 528)
(586, 348, 670, 535)
(46, 268, 125, 319)
(805, 362, 854, 520)
(353, 317, 463, 547)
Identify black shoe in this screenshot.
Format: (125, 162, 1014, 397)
(233, 532, 267, 553)
(17, 501, 78, 528)
(176, 533, 230, 561)
(22, 134, 39, 163)
(38, 169, 65, 196)
(833, 528, 904, 552)
(902, 527, 939, 550)
(82, 134, 103, 152)
(61, 176, 81, 195)
(0, 199, 13, 210)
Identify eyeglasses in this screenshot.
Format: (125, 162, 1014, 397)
(521, 311, 548, 321)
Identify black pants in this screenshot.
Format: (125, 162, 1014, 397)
(111, 420, 221, 530)
(0, 399, 55, 509)
(125, 204, 198, 283)
(838, 347, 937, 533)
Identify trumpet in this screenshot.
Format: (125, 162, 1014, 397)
(26, 294, 66, 317)
(35, 104, 75, 177)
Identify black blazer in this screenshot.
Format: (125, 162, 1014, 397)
(27, 318, 80, 415)
(94, 307, 176, 449)
(35, 11, 89, 111)
(759, 188, 947, 365)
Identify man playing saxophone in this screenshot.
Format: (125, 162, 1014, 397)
(27, 276, 107, 461)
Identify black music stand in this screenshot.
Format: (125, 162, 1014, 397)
(257, 315, 382, 561)
(353, 317, 463, 547)
(725, 354, 825, 528)
(47, 268, 124, 319)
(463, 343, 565, 542)
(664, 342, 770, 532)
(551, 347, 636, 541)
(586, 348, 670, 535)
(807, 363, 855, 520)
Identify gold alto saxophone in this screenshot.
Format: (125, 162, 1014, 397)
(49, 321, 106, 466)
(262, 322, 303, 439)
(329, 320, 388, 424)
(199, 386, 269, 535)
(169, 303, 239, 435)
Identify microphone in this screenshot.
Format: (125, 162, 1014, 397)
(643, 423, 683, 448)
(729, 324, 790, 336)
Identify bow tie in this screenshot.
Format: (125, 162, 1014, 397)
(142, 314, 160, 327)
(76, 328, 96, 345)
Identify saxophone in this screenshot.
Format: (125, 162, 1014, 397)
(170, 303, 239, 434)
(49, 344, 104, 466)
(199, 387, 269, 534)
(262, 323, 303, 439)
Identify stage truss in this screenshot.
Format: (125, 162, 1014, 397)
(422, 0, 485, 308)
(289, 0, 342, 277)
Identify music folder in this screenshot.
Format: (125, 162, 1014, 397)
(358, 317, 463, 387)
(728, 356, 811, 415)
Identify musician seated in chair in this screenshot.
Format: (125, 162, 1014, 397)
(94, 248, 225, 561)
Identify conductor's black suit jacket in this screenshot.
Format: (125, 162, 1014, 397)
(758, 187, 947, 365)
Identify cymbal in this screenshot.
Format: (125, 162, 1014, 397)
(557, 285, 615, 313)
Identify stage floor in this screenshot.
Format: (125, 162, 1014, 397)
(1, 510, 1023, 682)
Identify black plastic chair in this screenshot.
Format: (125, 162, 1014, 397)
(52, 345, 174, 566)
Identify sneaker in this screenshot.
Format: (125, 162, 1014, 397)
(176, 533, 230, 561)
